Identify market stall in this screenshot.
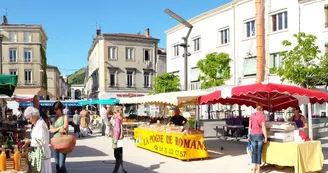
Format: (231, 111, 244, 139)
(134, 123, 207, 161)
(125, 90, 210, 160)
(0, 75, 28, 172)
(198, 82, 328, 172)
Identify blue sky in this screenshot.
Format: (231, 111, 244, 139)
(1, 0, 230, 76)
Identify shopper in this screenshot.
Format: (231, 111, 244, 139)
(248, 103, 267, 173)
(111, 106, 127, 173)
(100, 105, 108, 136)
(49, 101, 69, 173)
(288, 105, 308, 130)
(73, 110, 81, 138)
(23, 106, 52, 173)
(107, 105, 113, 137)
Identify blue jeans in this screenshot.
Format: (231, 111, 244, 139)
(53, 149, 67, 173)
(250, 134, 264, 164)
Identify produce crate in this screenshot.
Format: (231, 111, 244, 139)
(5, 157, 27, 172)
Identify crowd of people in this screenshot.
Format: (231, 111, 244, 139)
(19, 95, 127, 173)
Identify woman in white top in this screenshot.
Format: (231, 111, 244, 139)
(23, 106, 52, 173)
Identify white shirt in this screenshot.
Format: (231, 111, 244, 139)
(30, 118, 51, 159)
(100, 107, 107, 120)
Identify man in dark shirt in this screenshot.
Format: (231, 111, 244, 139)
(169, 108, 187, 126)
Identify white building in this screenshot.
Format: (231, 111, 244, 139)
(165, 0, 328, 116)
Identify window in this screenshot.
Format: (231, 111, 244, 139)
(269, 53, 284, 71)
(219, 28, 230, 45)
(190, 68, 200, 82)
(272, 11, 288, 32)
(173, 45, 179, 57)
(24, 32, 31, 42)
(245, 20, 256, 38)
(144, 49, 151, 62)
(9, 32, 17, 42)
(24, 70, 32, 84)
(24, 48, 32, 62)
(243, 57, 257, 76)
(325, 5, 328, 28)
(189, 82, 201, 91)
(108, 47, 117, 60)
(9, 69, 17, 75)
(144, 71, 151, 88)
(109, 69, 117, 87)
(126, 70, 134, 87)
(126, 48, 134, 60)
(193, 37, 201, 51)
(9, 49, 16, 62)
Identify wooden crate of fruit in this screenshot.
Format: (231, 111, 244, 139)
(6, 157, 27, 172)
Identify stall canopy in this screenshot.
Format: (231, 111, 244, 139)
(0, 75, 18, 97)
(20, 100, 80, 107)
(77, 98, 119, 106)
(198, 82, 328, 111)
(120, 90, 210, 106)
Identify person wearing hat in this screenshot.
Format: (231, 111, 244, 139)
(289, 105, 308, 130)
(169, 107, 187, 126)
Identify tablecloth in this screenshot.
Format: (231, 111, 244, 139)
(262, 141, 324, 173)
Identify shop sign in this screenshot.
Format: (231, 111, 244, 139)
(116, 93, 145, 97)
(134, 128, 208, 160)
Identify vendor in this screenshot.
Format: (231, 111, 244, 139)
(169, 108, 187, 126)
(288, 105, 308, 130)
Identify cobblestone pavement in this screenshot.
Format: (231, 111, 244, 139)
(49, 129, 328, 173)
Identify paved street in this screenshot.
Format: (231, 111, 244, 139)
(51, 129, 328, 173)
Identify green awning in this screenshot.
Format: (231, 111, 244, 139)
(0, 75, 18, 97)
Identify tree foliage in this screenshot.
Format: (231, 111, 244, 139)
(153, 73, 180, 94)
(40, 45, 47, 90)
(271, 32, 328, 88)
(197, 52, 232, 89)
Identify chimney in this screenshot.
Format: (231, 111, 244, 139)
(96, 29, 101, 36)
(145, 28, 150, 37)
(2, 15, 8, 25)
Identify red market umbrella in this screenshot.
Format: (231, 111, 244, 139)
(198, 83, 328, 112)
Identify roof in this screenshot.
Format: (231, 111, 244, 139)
(0, 23, 48, 40)
(102, 33, 159, 40)
(165, 0, 250, 34)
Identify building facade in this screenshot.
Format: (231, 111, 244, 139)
(71, 84, 84, 100)
(85, 28, 163, 99)
(0, 16, 48, 98)
(165, 0, 328, 114)
(46, 65, 60, 100)
(59, 76, 68, 100)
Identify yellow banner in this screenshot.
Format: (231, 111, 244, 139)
(134, 128, 208, 160)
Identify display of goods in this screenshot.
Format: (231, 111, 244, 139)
(50, 135, 76, 154)
(268, 123, 295, 131)
(138, 124, 204, 135)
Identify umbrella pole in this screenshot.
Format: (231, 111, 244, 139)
(308, 103, 313, 140)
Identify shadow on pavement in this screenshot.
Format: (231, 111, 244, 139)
(68, 145, 108, 157)
(57, 160, 160, 173)
(205, 139, 247, 158)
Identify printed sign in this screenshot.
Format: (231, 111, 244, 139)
(134, 128, 208, 160)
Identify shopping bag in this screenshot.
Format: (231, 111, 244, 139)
(246, 141, 253, 165)
(51, 134, 76, 154)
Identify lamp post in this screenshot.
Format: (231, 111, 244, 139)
(164, 9, 193, 91)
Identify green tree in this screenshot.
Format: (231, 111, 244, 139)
(197, 52, 232, 89)
(271, 32, 328, 88)
(40, 45, 47, 89)
(153, 73, 180, 94)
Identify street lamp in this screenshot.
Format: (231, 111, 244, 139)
(164, 8, 193, 91)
